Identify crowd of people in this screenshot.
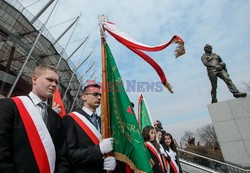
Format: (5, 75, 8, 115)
(0, 64, 182, 173)
(141, 121, 183, 173)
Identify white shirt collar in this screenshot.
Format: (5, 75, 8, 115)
(29, 92, 48, 106)
(82, 106, 95, 117)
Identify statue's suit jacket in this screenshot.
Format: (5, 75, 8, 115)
(63, 109, 105, 173)
(0, 97, 69, 173)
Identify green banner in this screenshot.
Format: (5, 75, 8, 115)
(138, 94, 153, 131)
(106, 43, 152, 173)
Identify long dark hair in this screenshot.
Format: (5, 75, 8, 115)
(142, 126, 160, 151)
(160, 132, 177, 152)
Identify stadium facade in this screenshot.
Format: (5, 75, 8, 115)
(0, 0, 86, 111)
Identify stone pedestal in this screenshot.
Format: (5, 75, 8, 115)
(208, 95, 250, 167)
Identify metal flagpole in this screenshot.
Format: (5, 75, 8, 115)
(77, 62, 96, 84)
(53, 15, 80, 45)
(7, 0, 59, 98)
(75, 51, 93, 71)
(69, 63, 96, 112)
(62, 51, 93, 101)
(89, 70, 96, 79)
(56, 36, 88, 69)
(52, 13, 82, 113)
(55, 16, 86, 69)
(72, 73, 96, 111)
(66, 36, 88, 61)
(31, 0, 55, 24)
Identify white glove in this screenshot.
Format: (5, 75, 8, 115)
(104, 156, 116, 171)
(99, 138, 114, 154)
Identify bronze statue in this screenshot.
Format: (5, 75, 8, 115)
(201, 44, 247, 103)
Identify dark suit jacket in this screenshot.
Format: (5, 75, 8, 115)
(0, 98, 69, 173)
(63, 109, 105, 173)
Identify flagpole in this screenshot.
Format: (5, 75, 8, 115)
(62, 48, 92, 102)
(138, 93, 143, 130)
(99, 15, 110, 138)
(143, 95, 154, 126)
(69, 62, 96, 112)
(100, 17, 113, 173)
(101, 36, 110, 138)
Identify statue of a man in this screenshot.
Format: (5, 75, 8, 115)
(201, 44, 247, 103)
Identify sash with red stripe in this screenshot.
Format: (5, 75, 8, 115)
(12, 97, 55, 173)
(169, 160, 179, 173)
(69, 112, 101, 144)
(161, 155, 168, 172)
(164, 149, 179, 173)
(146, 142, 164, 173)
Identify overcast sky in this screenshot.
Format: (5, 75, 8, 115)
(19, 0, 250, 144)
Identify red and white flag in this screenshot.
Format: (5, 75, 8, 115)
(52, 88, 66, 117)
(101, 21, 185, 93)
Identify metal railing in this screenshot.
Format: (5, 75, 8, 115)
(178, 149, 250, 173)
(180, 158, 217, 173)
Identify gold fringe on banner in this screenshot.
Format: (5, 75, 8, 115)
(114, 152, 154, 173)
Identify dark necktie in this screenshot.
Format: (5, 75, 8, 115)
(38, 102, 48, 125)
(91, 113, 99, 130)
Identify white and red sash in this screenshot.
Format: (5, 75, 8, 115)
(69, 112, 101, 144)
(101, 21, 185, 93)
(165, 149, 179, 173)
(12, 96, 55, 173)
(146, 142, 164, 173)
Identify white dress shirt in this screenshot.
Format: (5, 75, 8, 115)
(29, 92, 48, 120)
(82, 106, 100, 131)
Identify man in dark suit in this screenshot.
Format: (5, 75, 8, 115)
(0, 65, 68, 173)
(63, 84, 116, 173)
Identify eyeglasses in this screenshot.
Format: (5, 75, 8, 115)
(85, 92, 102, 97)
